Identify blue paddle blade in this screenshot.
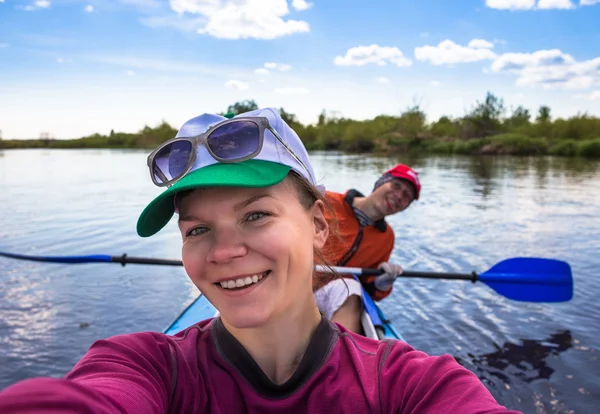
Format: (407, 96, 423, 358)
(479, 257, 573, 303)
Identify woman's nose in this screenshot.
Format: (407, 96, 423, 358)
(206, 228, 248, 264)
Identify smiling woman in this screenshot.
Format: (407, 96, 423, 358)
(0, 108, 521, 413)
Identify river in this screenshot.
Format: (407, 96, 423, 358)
(0, 149, 598, 413)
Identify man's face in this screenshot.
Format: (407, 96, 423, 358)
(370, 178, 416, 216)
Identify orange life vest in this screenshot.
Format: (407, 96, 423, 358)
(316, 189, 395, 301)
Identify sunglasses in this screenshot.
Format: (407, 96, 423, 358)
(147, 116, 311, 187)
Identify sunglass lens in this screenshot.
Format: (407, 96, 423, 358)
(207, 121, 260, 160)
(152, 140, 193, 184)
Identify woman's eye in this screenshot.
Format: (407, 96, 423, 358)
(187, 227, 208, 237)
(247, 212, 269, 222)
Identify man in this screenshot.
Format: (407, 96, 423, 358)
(314, 164, 421, 333)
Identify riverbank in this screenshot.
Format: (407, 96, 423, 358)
(2, 94, 599, 158)
(3, 132, 598, 158)
(378, 133, 600, 157)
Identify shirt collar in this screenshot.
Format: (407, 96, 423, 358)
(343, 189, 388, 232)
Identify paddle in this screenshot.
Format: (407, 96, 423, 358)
(320, 258, 573, 303)
(0, 251, 573, 303)
(0, 252, 182, 266)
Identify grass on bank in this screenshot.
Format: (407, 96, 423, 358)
(2, 93, 600, 158)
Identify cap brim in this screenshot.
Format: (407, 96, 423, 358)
(137, 160, 291, 237)
(391, 174, 420, 200)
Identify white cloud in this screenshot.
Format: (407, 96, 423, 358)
(140, 14, 205, 32)
(573, 90, 600, 100)
(56, 57, 73, 63)
(292, 0, 312, 11)
(468, 39, 494, 49)
(264, 62, 292, 71)
(84, 5, 94, 12)
(22, 0, 51, 10)
(430, 80, 441, 86)
(491, 49, 600, 90)
(169, 0, 310, 40)
(121, 0, 161, 7)
(254, 68, 270, 75)
(375, 76, 390, 83)
(486, 0, 580, 8)
(334, 44, 412, 67)
(581, 0, 600, 5)
(225, 79, 249, 91)
(538, 0, 574, 8)
(274, 87, 309, 95)
(126, 70, 136, 76)
(415, 39, 497, 65)
(485, 0, 536, 9)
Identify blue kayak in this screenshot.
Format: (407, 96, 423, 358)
(163, 281, 403, 341)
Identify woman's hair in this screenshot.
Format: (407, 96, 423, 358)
(284, 172, 343, 291)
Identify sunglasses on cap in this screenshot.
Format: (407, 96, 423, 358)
(146, 116, 311, 187)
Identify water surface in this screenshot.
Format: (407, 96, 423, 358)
(1, 149, 598, 413)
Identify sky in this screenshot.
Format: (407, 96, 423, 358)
(0, 0, 599, 139)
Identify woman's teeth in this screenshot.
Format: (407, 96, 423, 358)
(219, 271, 268, 289)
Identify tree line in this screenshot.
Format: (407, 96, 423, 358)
(2, 93, 599, 157)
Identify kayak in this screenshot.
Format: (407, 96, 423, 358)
(163, 280, 403, 341)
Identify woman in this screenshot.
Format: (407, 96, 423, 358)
(0, 108, 520, 413)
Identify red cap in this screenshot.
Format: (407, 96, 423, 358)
(386, 164, 421, 200)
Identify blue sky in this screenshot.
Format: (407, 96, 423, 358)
(1, 0, 599, 139)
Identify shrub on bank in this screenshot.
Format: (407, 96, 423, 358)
(486, 134, 549, 155)
(2, 94, 600, 159)
(577, 139, 600, 158)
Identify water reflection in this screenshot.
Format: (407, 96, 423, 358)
(1, 150, 599, 413)
(457, 330, 573, 386)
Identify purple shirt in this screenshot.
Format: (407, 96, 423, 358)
(0, 317, 521, 413)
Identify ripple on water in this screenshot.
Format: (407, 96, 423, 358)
(2, 150, 600, 413)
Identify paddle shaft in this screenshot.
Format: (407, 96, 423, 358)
(0, 252, 480, 280)
(111, 255, 183, 267)
(315, 265, 478, 281)
(0, 251, 573, 302)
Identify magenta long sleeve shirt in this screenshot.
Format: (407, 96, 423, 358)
(0, 317, 521, 413)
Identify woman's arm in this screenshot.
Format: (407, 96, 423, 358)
(0, 332, 175, 414)
(380, 342, 523, 414)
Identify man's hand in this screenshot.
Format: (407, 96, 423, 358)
(374, 262, 403, 291)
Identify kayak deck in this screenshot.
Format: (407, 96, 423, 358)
(164, 291, 403, 341)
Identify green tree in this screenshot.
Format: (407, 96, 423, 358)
(279, 107, 297, 124)
(505, 105, 531, 129)
(536, 105, 551, 123)
(464, 91, 505, 137)
(430, 116, 461, 137)
(534, 105, 552, 138)
(224, 100, 259, 115)
(317, 110, 326, 127)
(397, 105, 426, 138)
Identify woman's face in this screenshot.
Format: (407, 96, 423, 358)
(177, 177, 328, 329)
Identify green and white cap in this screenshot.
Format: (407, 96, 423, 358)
(136, 107, 322, 237)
